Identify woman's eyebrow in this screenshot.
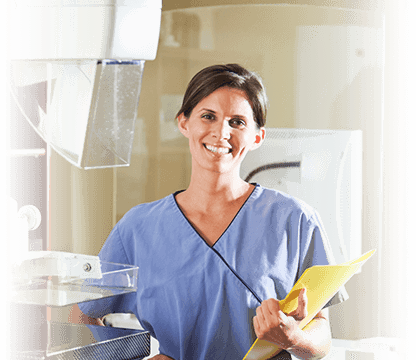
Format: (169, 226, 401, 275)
(199, 108, 248, 119)
(200, 108, 216, 113)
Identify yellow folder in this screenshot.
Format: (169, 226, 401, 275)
(243, 249, 376, 360)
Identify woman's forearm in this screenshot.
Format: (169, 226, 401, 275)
(286, 312, 332, 360)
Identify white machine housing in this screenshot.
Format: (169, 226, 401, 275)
(240, 128, 363, 265)
(9, 0, 162, 61)
(9, 0, 162, 169)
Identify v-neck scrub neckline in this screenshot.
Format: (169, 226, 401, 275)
(171, 184, 259, 249)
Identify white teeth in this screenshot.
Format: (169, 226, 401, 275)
(205, 144, 231, 154)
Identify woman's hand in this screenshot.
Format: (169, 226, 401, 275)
(253, 289, 331, 359)
(253, 288, 308, 349)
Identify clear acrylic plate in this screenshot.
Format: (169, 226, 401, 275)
(11, 260, 138, 307)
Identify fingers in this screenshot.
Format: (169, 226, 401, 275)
(288, 288, 308, 322)
(261, 298, 281, 317)
(255, 288, 308, 325)
(298, 288, 308, 315)
(254, 299, 289, 334)
(254, 288, 308, 340)
(253, 299, 301, 349)
(297, 288, 308, 319)
(256, 299, 288, 328)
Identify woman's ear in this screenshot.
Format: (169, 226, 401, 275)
(251, 127, 266, 150)
(177, 113, 189, 138)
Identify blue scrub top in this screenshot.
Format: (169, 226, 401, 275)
(80, 185, 346, 360)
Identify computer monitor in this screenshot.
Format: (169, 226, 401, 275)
(240, 128, 362, 265)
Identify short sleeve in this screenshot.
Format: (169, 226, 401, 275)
(78, 224, 137, 319)
(298, 211, 349, 308)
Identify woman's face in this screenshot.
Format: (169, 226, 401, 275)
(178, 87, 265, 176)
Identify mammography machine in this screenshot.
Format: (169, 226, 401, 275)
(9, 1, 162, 358)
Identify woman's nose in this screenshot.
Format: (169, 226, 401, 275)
(212, 120, 231, 140)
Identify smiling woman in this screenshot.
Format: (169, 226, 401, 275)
(174, 65, 267, 247)
(177, 86, 264, 177)
(78, 64, 347, 360)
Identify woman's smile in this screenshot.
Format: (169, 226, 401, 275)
(204, 143, 232, 155)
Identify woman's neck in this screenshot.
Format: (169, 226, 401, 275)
(181, 169, 252, 210)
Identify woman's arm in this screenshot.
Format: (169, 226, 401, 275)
(285, 309, 331, 360)
(253, 291, 331, 360)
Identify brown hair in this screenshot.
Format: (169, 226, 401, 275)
(176, 64, 268, 128)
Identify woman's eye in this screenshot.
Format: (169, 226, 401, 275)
(202, 113, 215, 120)
(230, 118, 246, 127)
